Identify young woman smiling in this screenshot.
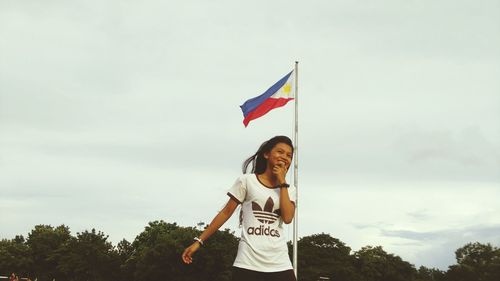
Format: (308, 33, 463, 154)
(182, 136, 297, 281)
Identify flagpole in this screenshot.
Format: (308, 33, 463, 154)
(292, 61, 299, 278)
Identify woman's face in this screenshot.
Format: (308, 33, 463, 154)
(264, 142, 293, 170)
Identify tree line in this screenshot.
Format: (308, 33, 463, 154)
(1, 221, 499, 281)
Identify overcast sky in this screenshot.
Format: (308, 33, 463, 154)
(1, 0, 499, 270)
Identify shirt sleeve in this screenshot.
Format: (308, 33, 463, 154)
(227, 176, 246, 204)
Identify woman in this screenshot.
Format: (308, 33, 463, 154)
(182, 135, 297, 281)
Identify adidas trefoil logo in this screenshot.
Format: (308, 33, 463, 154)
(252, 197, 280, 224)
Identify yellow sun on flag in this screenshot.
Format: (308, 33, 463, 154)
(282, 83, 292, 96)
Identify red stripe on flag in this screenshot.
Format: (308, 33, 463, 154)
(243, 97, 294, 127)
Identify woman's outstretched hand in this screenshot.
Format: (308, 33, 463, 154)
(181, 198, 239, 264)
(182, 242, 200, 264)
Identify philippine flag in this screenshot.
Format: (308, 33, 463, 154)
(240, 70, 295, 127)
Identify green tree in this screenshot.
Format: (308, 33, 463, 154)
(292, 233, 361, 281)
(445, 242, 500, 281)
(125, 220, 238, 281)
(125, 221, 182, 281)
(52, 228, 121, 281)
(117, 239, 134, 261)
(116, 239, 134, 279)
(7, 221, 500, 281)
(354, 245, 417, 281)
(416, 266, 445, 281)
(0, 236, 33, 277)
(26, 224, 71, 280)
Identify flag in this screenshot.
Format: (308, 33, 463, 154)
(240, 70, 295, 127)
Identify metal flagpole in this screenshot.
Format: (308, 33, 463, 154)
(292, 61, 299, 278)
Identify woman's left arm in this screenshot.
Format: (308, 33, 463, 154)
(273, 163, 296, 224)
(279, 187, 295, 224)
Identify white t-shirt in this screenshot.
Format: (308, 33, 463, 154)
(227, 174, 296, 272)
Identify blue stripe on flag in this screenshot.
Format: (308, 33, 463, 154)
(240, 71, 293, 117)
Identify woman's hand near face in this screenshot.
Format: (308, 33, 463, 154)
(272, 162, 287, 185)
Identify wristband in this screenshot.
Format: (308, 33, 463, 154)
(193, 237, 204, 246)
(275, 183, 290, 188)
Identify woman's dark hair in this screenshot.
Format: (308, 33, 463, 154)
(242, 135, 294, 174)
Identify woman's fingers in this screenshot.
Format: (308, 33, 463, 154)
(272, 167, 287, 185)
(273, 164, 286, 176)
(182, 243, 201, 264)
(182, 247, 193, 264)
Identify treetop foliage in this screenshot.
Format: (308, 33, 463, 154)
(1, 223, 498, 281)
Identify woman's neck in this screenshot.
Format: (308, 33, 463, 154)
(257, 169, 278, 187)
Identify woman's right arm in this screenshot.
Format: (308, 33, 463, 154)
(181, 197, 240, 264)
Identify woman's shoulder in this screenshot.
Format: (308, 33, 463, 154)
(239, 173, 255, 180)
(235, 173, 257, 185)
